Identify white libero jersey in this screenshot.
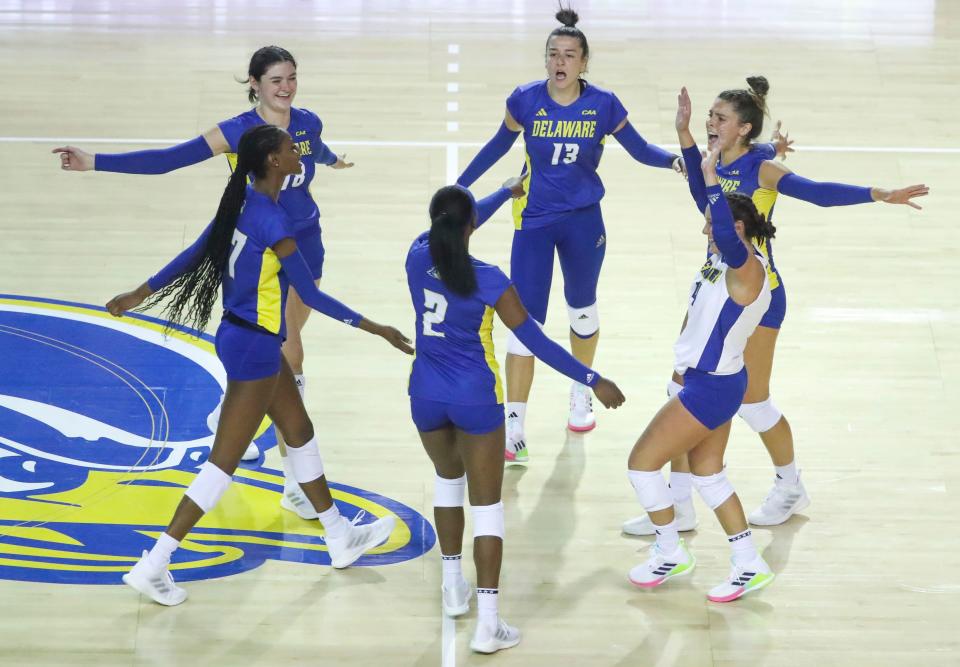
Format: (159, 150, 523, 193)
(674, 249, 772, 376)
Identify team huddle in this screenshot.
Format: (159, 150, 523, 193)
(53, 7, 929, 657)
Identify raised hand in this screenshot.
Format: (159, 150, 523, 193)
(592, 377, 625, 409)
(502, 175, 525, 198)
(331, 154, 354, 169)
(676, 87, 692, 133)
(769, 121, 795, 161)
(52, 146, 95, 171)
(876, 184, 930, 210)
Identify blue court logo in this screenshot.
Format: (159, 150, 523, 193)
(0, 295, 435, 584)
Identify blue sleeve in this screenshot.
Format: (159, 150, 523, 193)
(313, 140, 337, 166)
(705, 185, 748, 269)
(456, 123, 520, 188)
(279, 251, 363, 326)
(613, 123, 677, 169)
(474, 187, 512, 228)
(682, 143, 708, 213)
(217, 116, 245, 152)
(753, 142, 776, 160)
(777, 173, 874, 207)
(475, 266, 512, 306)
(605, 92, 629, 136)
(505, 86, 528, 126)
(147, 222, 213, 291)
(512, 316, 599, 387)
(95, 136, 214, 175)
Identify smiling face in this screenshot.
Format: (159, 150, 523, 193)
(269, 132, 302, 177)
(545, 35, 587, 91)
(706, 98, 752, 152)
(251, 61, 297, 113)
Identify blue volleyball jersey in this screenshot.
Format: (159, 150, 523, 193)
(218, 107, 329, 232)
(507, 80, 627, 230)
(716, 145, 782, 290)
(406, 232, 512, 405)
(223, 186, 294, 337)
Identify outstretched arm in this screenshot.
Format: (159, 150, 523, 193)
(760, 160, 929, 209)
(456, 110, 522, 188)
(613, 121, 680, 170)
(274, 238, 413, 354)
(474, 176, 525, 228)
(494, 286, 625, 408)
(54, 126, 229, 174)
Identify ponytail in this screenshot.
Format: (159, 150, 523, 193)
(428, 186, 477, 297)
(139, 124, 287, 333)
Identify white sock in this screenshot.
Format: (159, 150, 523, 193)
(441, 553, 463, 587)
(476, 587, 499, 630)
(774, 461, 799, 485)
(294, 374, 306, 401)
(669, 472, 693, 504)
(653, 519, 680, 555)
(318, 504, 347, 539)
(728, 528, 758, 566)
(144, 532, 179, 570)
(281, 452, 296, 485)
(505, 402, 526, 429)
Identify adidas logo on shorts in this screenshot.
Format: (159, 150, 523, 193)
(596, 234, 606, 248)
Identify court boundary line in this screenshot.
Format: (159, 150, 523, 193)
(14, 136, 960, 153)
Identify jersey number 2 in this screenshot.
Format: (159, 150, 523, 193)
(228, 229, 248, 279)
(422, 289, 448, 337)
(550, 143, 580, 165)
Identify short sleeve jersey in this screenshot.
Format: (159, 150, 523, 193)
(223, 186, 294, 337)
(406, 232, 513, 405)
(506, 80, 628, 230)
(218, 107, 324, 231)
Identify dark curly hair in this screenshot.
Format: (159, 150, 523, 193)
(139, 125, 288, 335)
(725, 191, 776, 242)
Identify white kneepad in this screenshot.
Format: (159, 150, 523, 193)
(567, 302, 599, 338)
(434, 474, 466, 508)
(286, 437, 325, 484)
(691, 470, 735, 510)
(472, 501, 505, 539)
(666, 380, 683, 400)
(627, 470, 672, 513)
(506, 328, 534, 356)
(738, 398, 782, 433)
(185, 461, 233, 513)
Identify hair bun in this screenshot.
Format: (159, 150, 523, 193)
(555, 7, 579, 27)
(746, 75, 770, 99)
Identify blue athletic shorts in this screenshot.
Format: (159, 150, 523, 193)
(677, 367, 748, 430)
(294, 223, 325, 280)
(409, 398, 504, 435)
(215, 316, 282, 382)
(759, 280, 786, 330)
(510, 203, 605, 323)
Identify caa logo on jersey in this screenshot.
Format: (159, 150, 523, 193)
(0, 295, 435, 585)
(581, 109, 597, 116)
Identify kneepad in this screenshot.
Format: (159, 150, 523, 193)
(691, 470, 735, 510)
(738, 398, 782, 433)
(472, 501, 505, 539)
(286, 437, 325, 484)
(567, 302, 599, 338)
(506, 323, 539, 357)
(627, 469, 672, 513)
(434, 474, 466, 508)
(185, 461, 233, 513)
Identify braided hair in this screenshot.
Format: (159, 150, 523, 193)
(139, 124, 288, 334)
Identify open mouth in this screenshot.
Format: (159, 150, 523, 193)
(555, 71, 568, 82)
